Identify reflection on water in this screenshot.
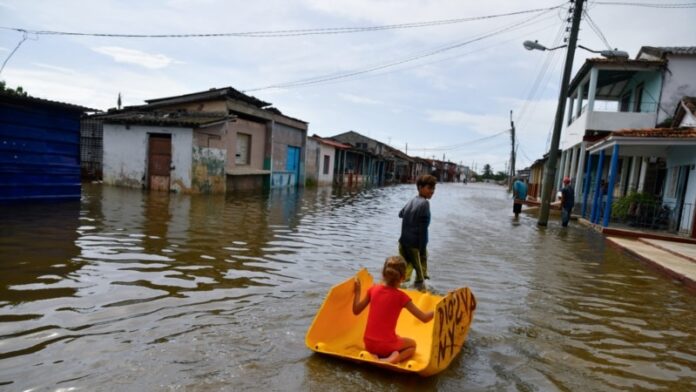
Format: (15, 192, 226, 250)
(0, 183, 695, 391)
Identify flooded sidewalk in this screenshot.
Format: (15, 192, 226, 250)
(605, 236, 696, 291)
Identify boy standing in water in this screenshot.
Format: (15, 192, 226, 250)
(398, 174, 436, 289)
(353, 256, 434, 363)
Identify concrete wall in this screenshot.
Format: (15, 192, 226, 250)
(305, 138, 319, 184)
(191, 146, 226, 193)
(305, 139, 336, 186)
(660, 56, 696, 124)
(226, 118, 266, 173)
(665, 146, 696, 233)
(317, 143, 335, 186)
(271, 122, 306, 188)
(103, 124, 193, 192)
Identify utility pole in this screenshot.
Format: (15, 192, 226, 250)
(538, 0, 584, 226)
(508, 110, 515, 191)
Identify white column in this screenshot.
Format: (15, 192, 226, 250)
(569, 146, 578, 180)
(587, 68, 599, 113)
(628, 156, 640, 193)
(558, 150, 568, 190)
(574, 143, 586, 200)
(638, 157, 648, 192)
(575, 83, 585, 118)
(619, 157, 630, 196)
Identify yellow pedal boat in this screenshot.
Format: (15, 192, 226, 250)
(305, 268, 476, 376)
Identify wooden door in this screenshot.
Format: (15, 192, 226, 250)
(148, 134, 172, 191)
(236, 133, 250, 165)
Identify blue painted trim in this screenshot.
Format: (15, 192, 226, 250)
(602, 145, 620, 227)
(591, 150, 605, 224)
(581, 152, 593, 217)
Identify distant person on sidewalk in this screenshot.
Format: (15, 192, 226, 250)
(398, 174, 437, 290)
(512, 177, 528, 218)
(560, 176, 575, 227)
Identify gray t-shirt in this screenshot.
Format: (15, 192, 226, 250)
(398, 195, 431, 251)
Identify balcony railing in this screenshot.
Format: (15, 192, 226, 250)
(583, 191, 694, 235)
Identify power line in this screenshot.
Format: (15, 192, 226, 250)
(594, 1, 696, 8)
(406, 129, 510, 152)
(255, 13, 563, 90)
(0, 6, 565, 39)
(583, 10, 613, 50)
(243, 7, 559, 92)
(515, 17, 569, 128)
(0, 31, 28, 75)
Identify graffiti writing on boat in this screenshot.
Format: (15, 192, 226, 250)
(436, 288, 475, 366)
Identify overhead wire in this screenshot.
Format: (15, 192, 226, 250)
(515, 14, 569, 127)
(0, 5, 566, 38)
(254, 12, 564, 90)
(406, 129, 510, 152)
(243, 7, 561, 92)
(593, 1, 696, 8)
(583, 10, 613, 50)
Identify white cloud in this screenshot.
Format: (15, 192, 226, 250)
(339, 93, 382, 105)
(425, 109, 509, 134)
(91, 46, 174, 69)
(31, 62, 76, 74)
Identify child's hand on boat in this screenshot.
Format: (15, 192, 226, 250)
(354, 278, 361, 294)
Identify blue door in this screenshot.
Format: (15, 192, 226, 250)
(286, 146, 300, 186)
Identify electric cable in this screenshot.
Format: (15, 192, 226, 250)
(0, 5, 566, 39)
(583, 10, 613, 50)
(243, 8, 559, 92)
(0, 30, 28, 75)
(594, 1, 696, 8)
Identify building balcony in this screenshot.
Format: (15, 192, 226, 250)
(562, 107, 658, 149)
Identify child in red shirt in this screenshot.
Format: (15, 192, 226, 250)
(352, 256, 434, 363)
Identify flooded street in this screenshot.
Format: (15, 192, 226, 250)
(1, 183, 695, 391)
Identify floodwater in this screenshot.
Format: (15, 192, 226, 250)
(1, 183, 695, 391)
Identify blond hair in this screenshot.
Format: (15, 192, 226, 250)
(382, 256, 406, 286)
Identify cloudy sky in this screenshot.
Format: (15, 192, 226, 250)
(1, 1, 695, 173)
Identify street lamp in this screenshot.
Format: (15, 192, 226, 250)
(523, 40, 566, 52)
(577, 45, 629, 59)
(523, 0, 585, 227)
(523, 40, 629, 59)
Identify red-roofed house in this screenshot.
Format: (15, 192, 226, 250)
(586, 121, 696, 236)
(553, 46, 696, 233)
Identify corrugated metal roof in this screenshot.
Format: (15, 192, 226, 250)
(0, 91, 96, 112)
(612, 128, 696, 137)
(309, 135, 351, 149)
(144, 86, 271, 109)
(100, 110, 233, 127)
(637, 46, 696, 59)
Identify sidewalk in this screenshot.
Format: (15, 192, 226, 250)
(606, 236, 696, 290)
(576, 217, 696, 291)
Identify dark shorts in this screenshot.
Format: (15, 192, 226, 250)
(513, 203, 522, 214)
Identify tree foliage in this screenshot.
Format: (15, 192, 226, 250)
(474, 164, 508, 181)
(0, 80, 28, 96)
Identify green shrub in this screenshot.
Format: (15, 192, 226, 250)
(612, 192, 656, 220)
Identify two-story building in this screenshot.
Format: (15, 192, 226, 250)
(557, 47, 696, 210)
(556, 47, 696, 233)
